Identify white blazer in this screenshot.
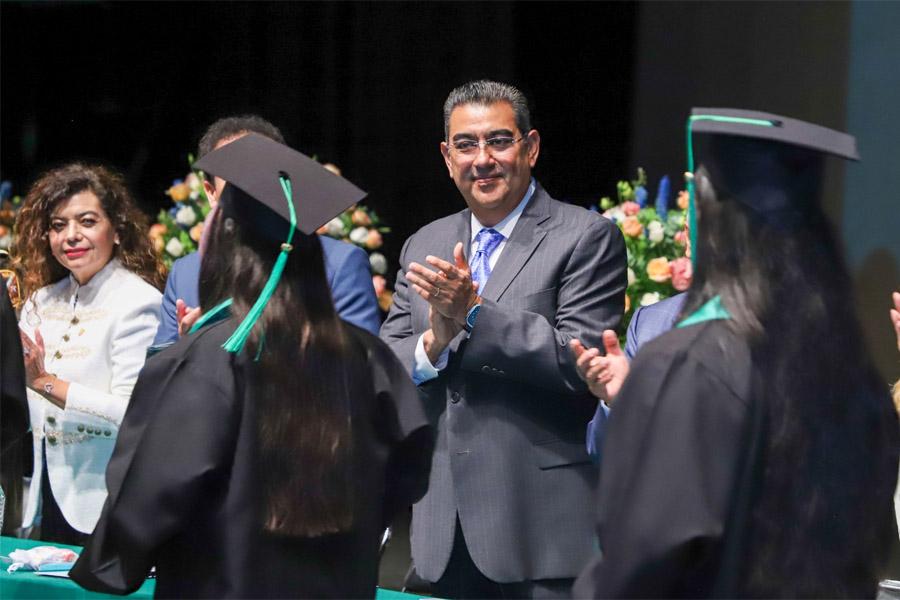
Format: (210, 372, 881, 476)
(19, 259, 161, 533)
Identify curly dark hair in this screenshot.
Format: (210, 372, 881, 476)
(12, 163, 165, 302)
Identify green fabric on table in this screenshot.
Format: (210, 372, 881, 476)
(2, 537, 430, 600)
(1, 536, 154, 599)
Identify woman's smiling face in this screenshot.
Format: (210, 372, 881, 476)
(48, 190, 117, 285)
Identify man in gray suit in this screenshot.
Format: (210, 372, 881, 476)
(380, 80, 627, 598)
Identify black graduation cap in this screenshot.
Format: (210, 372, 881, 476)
(686, 108, 858, 230)
(191, 133, 368, 355)
(192, 132, 367, 235)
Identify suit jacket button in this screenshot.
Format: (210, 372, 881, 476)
(450, 392, 460, 403)
(46, 416, 56, 425)
(482, 365, 491, 373)
(103, 429, 111, 436)
(498, 370, 505, 376)
(47, 435, 58, 446)
(77, 425, 85, 432)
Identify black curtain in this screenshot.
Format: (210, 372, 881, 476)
(1, 1, 637, 271)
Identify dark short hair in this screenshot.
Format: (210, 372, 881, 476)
(442, 80, 531, 141)
(197, 115, 285, 160)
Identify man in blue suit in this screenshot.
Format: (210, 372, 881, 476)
(153, 116, 380, 345)
(574, 292, 686, 463)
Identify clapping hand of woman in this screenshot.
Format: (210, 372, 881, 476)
(19, 328, 68, 409)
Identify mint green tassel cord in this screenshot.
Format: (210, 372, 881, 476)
(685, 115, 776, 267)
(223, 176, 296, 355)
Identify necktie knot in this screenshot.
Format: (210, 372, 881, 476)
(471, 228, 504, 291)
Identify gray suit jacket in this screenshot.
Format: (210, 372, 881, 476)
(380, 183, 627, 583)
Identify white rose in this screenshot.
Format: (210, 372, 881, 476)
(325, 217, 345, 238)
(165, 237, 184, 258)
(184, 172, 200, 188)
(349, 226, 369, 245)
(189, 190, 199, 200)
(627, 268, 636, 287)
(647, 221, 665, 243)
(369, 252, 388, 275)
(0, 234, 10, 250)
(175, 205, 197, 227)
(640, 292, 660, 306)
(603, 208, 626, 223)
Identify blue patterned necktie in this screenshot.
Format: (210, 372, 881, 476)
(470, 228, 505, 291)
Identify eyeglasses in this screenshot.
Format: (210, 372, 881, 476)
(447, 135, 527, 156)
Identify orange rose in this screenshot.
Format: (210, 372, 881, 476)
(351, 209, 371, 227)
(323, 163, 342, 176)
(646, 257, 672, 282)
(366, 229, 383, 249)
(190, 222, 204, 242)
(316, 224, 329, 235)
(677, 190, 690, 210)
(167, 182, 191, 202)
(624, 293, 631, 313)
(621, 216, 643, 238)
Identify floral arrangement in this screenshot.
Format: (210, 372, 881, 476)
(595, 169, 691, 339)
(0, 181, 23, 251)
(152, 160, 394, 311)
(315, 164, 393, 312)
(150, 159, 210, 270)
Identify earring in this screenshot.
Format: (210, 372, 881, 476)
(114, 238, 120, 245)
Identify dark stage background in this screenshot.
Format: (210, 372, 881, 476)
(1, 1, 637, 281)
(4, 0, 900, 382)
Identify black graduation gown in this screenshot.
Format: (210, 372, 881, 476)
(70, 317, 434, 599)
(573, 320, 898, 598)
(1, 282, 29, 534)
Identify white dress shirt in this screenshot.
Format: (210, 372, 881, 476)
(412, 179, 536, 384)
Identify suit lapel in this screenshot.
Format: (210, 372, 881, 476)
(455, 209, 472, 263)
(479, 185, 550, 302)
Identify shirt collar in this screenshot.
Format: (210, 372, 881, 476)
(67, 257, 120, 291)
(470, 178, 536, 244)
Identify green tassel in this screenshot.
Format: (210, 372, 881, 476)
(684, 115, 776, 269)
(222, 177, 296, 356)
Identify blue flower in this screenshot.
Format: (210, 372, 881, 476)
(0, 181, 11, 202)
(636, 186, 648, 208)
(588, 204, 598, 212)
(655, 176, 670, 223)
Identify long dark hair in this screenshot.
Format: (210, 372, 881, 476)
(14, 163, 165, 302)
(682, 169, 898, 596)
(199, 192, 355, 537)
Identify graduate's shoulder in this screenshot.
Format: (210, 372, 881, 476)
(633, 320, 753, 406)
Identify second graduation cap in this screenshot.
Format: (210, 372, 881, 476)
(192, 133, 368, 355)
(193, 132, 367, 236)
(685, 108, 859, 244)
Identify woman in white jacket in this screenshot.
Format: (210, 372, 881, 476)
(14, 163, 164, 544)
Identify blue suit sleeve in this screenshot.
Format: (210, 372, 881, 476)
(624, 306, 643, 362)
(152, 262, 180, 346)
(586, 400, 609, 465)
(328, 243, 381, 335)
